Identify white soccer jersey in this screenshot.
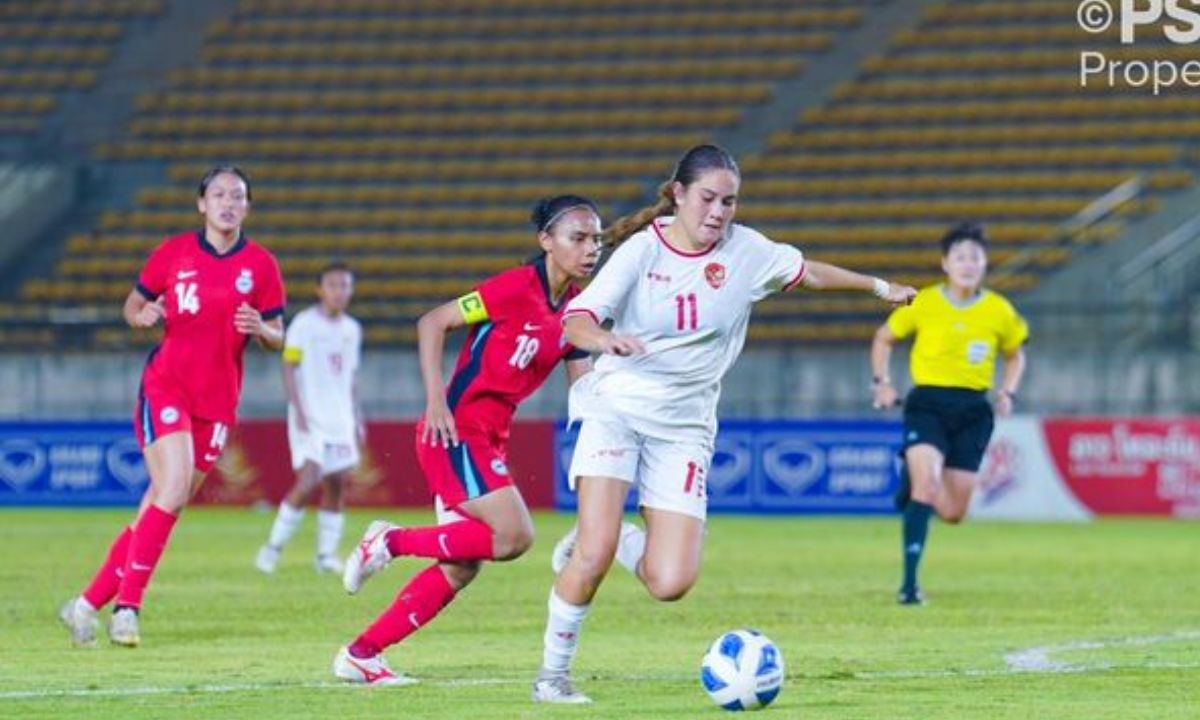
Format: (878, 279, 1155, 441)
(564, 217, 804, 440)
(283, 306, 362, 442)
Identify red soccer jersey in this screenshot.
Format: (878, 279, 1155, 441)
(136, 230, 286, 423)
(446, 257, 589, 438)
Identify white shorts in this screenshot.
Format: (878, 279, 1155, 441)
(567, 416, 712, 521)
(288, 423, 359, 475)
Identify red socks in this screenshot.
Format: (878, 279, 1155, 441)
(81, 526, 133, 609)
(116, 505, 178, 609)
(385, 518, 494, 562)
(350, 565, 457, 657)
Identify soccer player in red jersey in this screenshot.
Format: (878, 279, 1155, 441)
(330, 195, 603, 686)
(58, 166, 286, 648)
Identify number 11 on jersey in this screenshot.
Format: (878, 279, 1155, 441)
(675, 293, 698, 331)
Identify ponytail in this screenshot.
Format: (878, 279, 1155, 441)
(601, 144, 739, 248)
(602, 181, 674, 248)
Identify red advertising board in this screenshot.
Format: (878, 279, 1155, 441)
(193, 420, 557, 509)
(1042, 418, 1200, 517)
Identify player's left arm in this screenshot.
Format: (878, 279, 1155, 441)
(564, 356, 592, 388)
(352, 329, 366, 446)
(801, 260, 916, 305)
(236, 306, 284, 350)
(239, 253, 287, 350)
(994, 304, 1029, 417)
(995, 342, 1027, 417)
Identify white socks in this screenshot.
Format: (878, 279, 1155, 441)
(316, 510, 344, 558)
(267, 503, 305, 548)
(542, 589, 590, 674)
(615, 522, 646, 576)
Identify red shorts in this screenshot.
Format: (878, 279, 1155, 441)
(134, 381, 230, 474)
(414, 421, 512, 509)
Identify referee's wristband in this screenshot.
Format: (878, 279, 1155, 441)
(998, 389, 1017, 401)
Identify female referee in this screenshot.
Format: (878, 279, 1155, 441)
(870, 221, 1028, 605)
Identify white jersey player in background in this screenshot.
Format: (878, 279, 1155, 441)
(256, 262, 364, 575)
(532, 144, 917, 704)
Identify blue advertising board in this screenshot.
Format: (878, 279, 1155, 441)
(555, 419, 904, 515)
(0, 422, 148, 506)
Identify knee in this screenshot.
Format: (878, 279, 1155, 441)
(641, 564, 696, 602)
(571, 538, 618, 582)
(156, 478, 192, 512)
(441, 561, 481, 589)
(940, 508, 967, 525)
(493, 522, 534, 561)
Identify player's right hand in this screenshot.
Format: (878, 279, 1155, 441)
(132, 298, 165, 328)
(422, 401, 459, 448)
(598, 333, 645, 357)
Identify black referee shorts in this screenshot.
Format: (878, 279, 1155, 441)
(902, 386, 995, 472)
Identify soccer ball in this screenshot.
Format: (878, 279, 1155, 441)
(700, 629, 785, 711)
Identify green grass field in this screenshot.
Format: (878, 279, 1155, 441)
(3, 509, 1197, 719)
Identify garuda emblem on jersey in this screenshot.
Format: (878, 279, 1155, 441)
(704, 262, 726, 290)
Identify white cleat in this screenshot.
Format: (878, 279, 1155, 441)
(549, 525, 578, 574)
(58, 596, 98, 648)
(532, 671, 592, 704)
(332, 646, 418, 687)
(109, 607, 140, 647)
(315, 553, 344, 574)
(255, 544, 281, 574)
(342, 520, 398, 594)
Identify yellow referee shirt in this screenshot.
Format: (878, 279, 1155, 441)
(886, 285, 1028, 391)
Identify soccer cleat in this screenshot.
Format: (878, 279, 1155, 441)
(315, 553, 344, 574)
(332, 646, 418, 686)
(109, 607, 141, 647)
(897, 587, 926, 606)
(58, 596, 98, 648)
(255, 544, 281, 574)
(549, 525, 578, 574)
(342, 520, 398, 594)
(532, 670, 592, 704)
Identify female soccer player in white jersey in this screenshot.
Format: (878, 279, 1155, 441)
(531, 144, 917, 704)
(256, 262, 364, 575)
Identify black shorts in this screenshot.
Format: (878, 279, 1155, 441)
(902, 386, 995, 472)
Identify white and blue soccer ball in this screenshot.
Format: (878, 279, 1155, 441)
(700, 629, 785, 711)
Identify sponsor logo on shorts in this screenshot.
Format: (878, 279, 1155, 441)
(160, 407, 180, 424)
(490, 458, 509, 476)
(592, 448, 626, 459)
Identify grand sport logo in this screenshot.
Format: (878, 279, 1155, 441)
(761, 439, 825, 494)
(0, 439, 47, 490)
(105, 438, 149, 491)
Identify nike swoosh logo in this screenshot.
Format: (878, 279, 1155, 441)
(131, 562, 152, 572)
(177, 270, 197, 279)
(346, 656, 393, 683)
(437, 533, 451, 558)
(408, 612, 421, 628)
(203, 453, 220, 462)
(522, 322, 541, 331)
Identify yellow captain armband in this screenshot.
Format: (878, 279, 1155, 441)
(282, 346, 303, 363)
(456, 290, 489, 325)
